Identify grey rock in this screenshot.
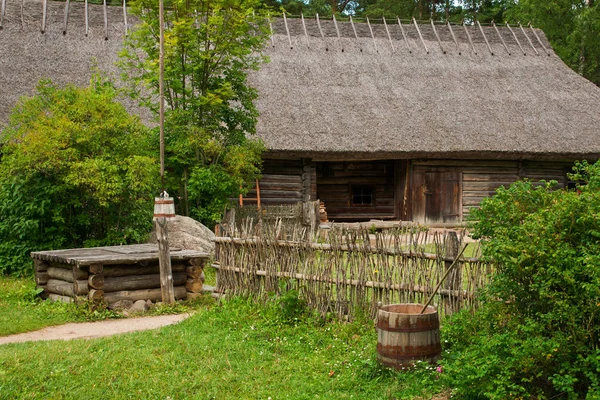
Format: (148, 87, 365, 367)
(149, 215, 215, 255)
(108, 299, 134, 310)
(129, 299, 149, 313)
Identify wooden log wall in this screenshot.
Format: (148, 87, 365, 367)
(244, 159, 315, 206)
(411, 159, 571, 222)
(33, 258, 206, 304)
(316, 160, 396, 221)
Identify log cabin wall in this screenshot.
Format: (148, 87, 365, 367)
(410, 159, 571, 223)
(316, 160, 396, 221)
(244, 159, 316, 205)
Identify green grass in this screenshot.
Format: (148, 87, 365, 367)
(0, 277, 79, 336)
(0, 276, 447, 399)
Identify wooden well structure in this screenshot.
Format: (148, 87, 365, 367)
(32, 244, 208, 304)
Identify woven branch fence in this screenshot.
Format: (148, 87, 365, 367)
(214, 206, 495, 321)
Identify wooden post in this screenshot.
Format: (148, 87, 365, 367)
(156, 217, 175, 304)
(443, 231, 462, 315)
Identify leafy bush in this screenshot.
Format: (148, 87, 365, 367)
(441, 161, 600, 399)
(0, 77, 159, 275)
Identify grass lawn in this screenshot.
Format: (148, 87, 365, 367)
(0, 276, 447, 399)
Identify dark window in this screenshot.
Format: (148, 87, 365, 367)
(352, 185, 375, 206)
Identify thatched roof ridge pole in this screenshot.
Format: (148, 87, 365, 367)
(447, 21, 461, 55)
(333, 14, 343, 52)
(123, 0, 128, 35)
(397, 17, 411, 53)
(366, 17, 378, 53)
(519, 23, 538, 56)
(301, 13, 310, 49)
(430, 19, 446, 54)
(350, 15, 362, 52)
(103, 0, 108, 39)
(412, 17, 428, 54)
(491, 21, 510, 55)
(84, 0, 89, 36)
(63, 0, 70, 35)
(476, 20, 493, 55)
(315, 14, 328, 51)
(529, 23, 550, 56)
(282, 12, 292, 49)
(462, 21, 476, 54)
(383, 17, 395, 53)
(506, 23, 526, 56)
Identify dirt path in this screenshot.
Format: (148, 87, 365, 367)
(0, 314, 190, 345)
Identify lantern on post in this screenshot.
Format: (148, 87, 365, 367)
(154, 191, 175, 304)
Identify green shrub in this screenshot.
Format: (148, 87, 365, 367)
(0, 77, 159, 275)
(441, 161, 600, 398)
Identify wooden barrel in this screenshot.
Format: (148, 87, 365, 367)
(376, 303, 441, 369)
(153, 197, 175, 219)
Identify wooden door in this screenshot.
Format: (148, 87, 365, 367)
(411, 168, 462, 224)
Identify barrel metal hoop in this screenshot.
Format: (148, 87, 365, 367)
(377, 323, 439, 333)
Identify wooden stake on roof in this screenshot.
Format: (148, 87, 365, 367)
(84, 0, 89, 36)
(301, 13, 310, 49)
(282, 11, 293, 49)
(103, 0, 108, 39)
(383, 17, 395, 53)
(519, 23, 539, 56)
(476, 20, 494, 55)
(462, 21, 476, 54)
(447, 21, 461, 55)
(123, 0, 128, 35)
(529, 23, 550, 56)
(491, 21, 510, 55)
(349, 15, 362, 52)
(366, 17, 378, 53)
(413, 17, 428, 54)
(333, 14, 343, 52)
(430, 20, 445, 54)
(397, 18, 411, 53)
(315, 14, 328, 51)
(41, 0, 48, 32)
(63, 0, 70, 35)
(506, 23, 526, 56)
(0, 0, 5, 29)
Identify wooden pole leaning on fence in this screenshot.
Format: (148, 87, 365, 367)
(420, 242, 468, 314)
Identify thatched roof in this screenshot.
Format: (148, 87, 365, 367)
(255, 18, 600, 161)
(0, 0, 149, 127)
(1, 1, 600, 161)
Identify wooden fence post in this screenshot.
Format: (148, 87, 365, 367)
(156, 217, 175, 304)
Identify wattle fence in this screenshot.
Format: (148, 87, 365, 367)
(213, 205, 495, 321)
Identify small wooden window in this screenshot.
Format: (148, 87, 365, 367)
(351, 185, 375, 206)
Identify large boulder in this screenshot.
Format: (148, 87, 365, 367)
(149, 215, 215, 255)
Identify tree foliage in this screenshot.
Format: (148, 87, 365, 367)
(120, 0, 269, 226)
(0, 78, 158, 275)
(441, 161, 600, 398)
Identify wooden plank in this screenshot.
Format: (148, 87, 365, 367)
(47, 266, 75, 283)
(103, 272, 186, 293)
(74, 280, 89, 296)
(463, 173, 519, 182)
(36, 271, 50, 286)
(413, 159, 518, 168)
(103, 286, 187, 303)
(46, 279, 75, 297)
(102, 263, 185, 277)
(49, 294, 73, 303)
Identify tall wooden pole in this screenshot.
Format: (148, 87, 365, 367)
(159, 0, 165, 188)
(156, 0, 175, 304)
